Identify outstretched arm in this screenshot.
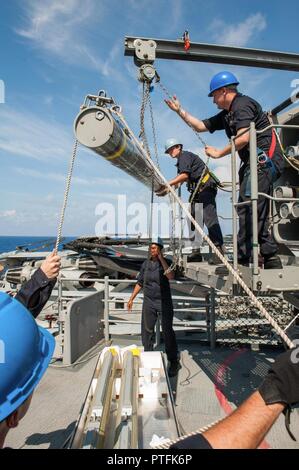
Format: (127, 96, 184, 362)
(165, 95, 208, 132)
(15, 252, 61, 318)
(155, 173, 189, 197)
(205, 127, 250, 159)
(203, 391, 284, 449)
(171, 348, 299, 449)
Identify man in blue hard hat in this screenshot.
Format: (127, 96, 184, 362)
(0, 293, 55, 448)
(0, 252, 60, 447)
(165, 72, 284, 269)
(158, 138, 224, 264)
(127, 237, 180, 377)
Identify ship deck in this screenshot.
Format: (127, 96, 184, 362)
(5, 332, 299, 450)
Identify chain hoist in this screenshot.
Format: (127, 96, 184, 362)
(153, 70, 217, 204)
(138, 72, 181, 273)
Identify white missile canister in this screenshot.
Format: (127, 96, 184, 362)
(74, 106, 164, 191)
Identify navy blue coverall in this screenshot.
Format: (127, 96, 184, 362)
(15, 268, 56, 318)
(137, 259, 178, 362)
(177, 150, 223, 248)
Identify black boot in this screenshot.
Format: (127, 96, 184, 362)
(187, 250, 202, 262)
(238, 258, 250, 267)
(263, 254, 282, 269)
(168, 359, 181, 377)
(208, 246, 224, 265)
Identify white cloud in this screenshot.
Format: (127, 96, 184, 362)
(0, 107, 72, 161)
(17, 1, 96, 49)
(0, 210, 17, 218)
(209, 13, 267, 47)
(102, 42, 123, 78)
(15, 0, 120, 76)
(14, 167, 135, 189)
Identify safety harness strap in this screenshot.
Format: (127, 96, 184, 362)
(268, 129, 277, 159)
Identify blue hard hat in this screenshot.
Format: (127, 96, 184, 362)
(0, 292, 55, 421)
(151, 236, 164, 248)
(164, 138, 182, 154)
(208, 71, 239, 97)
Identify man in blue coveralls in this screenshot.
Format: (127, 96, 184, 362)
(127, 238, 180, 377)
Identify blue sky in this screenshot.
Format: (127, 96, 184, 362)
(0, 0, 298, 236)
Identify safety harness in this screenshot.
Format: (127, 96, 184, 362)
(244, 130, 278, 197)
(257, 129, 278, 180)
(188, 168, 221, 199)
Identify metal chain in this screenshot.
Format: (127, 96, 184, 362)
(110, 108, 295, 350)
(140, 81, 156, 238)
(156, 75, 208, 147)
(139, 82, 152, 160)
(55, 139, 79, 253)
(148, 88, 180, 271)
(139, 83, 156, 288)
(149, 80, 179, 271)
(164, 192, 180, 274)
(139, 80, 179, 273)
(155, 74, 213, 205)
(156, 73, 211, 261)
(148, 91, 160, 170)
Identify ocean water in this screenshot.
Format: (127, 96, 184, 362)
(0, 236, 76, 254)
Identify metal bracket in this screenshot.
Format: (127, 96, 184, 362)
(133, 39, 157, 64)
(81, 90, 116, 110)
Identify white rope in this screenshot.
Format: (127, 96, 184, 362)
(111, 108, 295, 350)
(165, 191, 180, 274)
(151, 418, 222, 449)
(54, 140, 79, 253)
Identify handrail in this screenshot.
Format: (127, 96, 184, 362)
(57, 277, 205, 286)
(231, 122, 299, 143)
(234, 200, 252, 207)
(99, 275, 212, 343)
(258, 192, 299, 202)
(255, 123, 299, 134)
(229, 119, 299, 289)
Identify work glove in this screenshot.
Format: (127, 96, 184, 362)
(155, 185, 170, 197)
(259, 348, 299, 440)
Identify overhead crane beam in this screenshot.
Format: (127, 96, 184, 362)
(124, 36, 299, 72)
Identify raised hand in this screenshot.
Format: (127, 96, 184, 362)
(40, 252, 61, 279)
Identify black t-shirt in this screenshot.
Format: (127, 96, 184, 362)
(203, 94, 284, 175)
(176, 150, 206, 183)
